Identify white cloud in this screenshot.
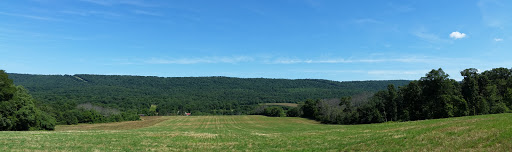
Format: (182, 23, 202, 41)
(145, 56, 253, 64)
(449, 31, 467, 39)
(494, 38, 504, 41)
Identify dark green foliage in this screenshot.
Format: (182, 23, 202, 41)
(0, 70, 16, 102)
(286, 107, 300, 117)
(36, 111, 56, 130)
(451, 95, 469, 117)
(0, 70, 56, 131)
(63, 110, 80, 125)
(340, 96, 352, 113)
(263, 107, 285, 117)
(384, 84, 398, 121)
(7, 73, 409, 120)
(356, 100, 384, 124)
(490, 102, 509, 114)
(303, 67, 512, 125)
(476, 96, 489, 114)
(301, 99, 319, 119)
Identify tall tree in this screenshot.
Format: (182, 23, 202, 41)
(339, 96, 352, 113)
(461, 68, 481, 115)
(0, 70, 16, 102)
(384, 84, 397, 121)
(419, 68, 460, 119)
(400, 81, 422, 120)
(301, 99, 319, 119)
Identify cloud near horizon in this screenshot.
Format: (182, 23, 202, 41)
(144, 56, 254, 64)
(140, 55, 466, 65)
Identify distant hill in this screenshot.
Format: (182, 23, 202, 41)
(8, 73, 410, 115)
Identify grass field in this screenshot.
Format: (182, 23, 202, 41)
(260, 103, 299, 107)
(1, 114, 511, 151)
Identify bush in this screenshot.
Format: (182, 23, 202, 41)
(286, 107, 300, 117)
(491, 102, 510, 114)
(263, 107, 285, 117)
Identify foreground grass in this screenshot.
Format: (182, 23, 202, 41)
(1, 114, 511, 151)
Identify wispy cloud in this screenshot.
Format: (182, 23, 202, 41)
(494, 38, 504, 41)
(388, 2, 415, 12)
(0, 27, 89, 42)
(478, 0, 510, 29)
(414, 32, 442, 42)
(60, 10, 121, 17)
(124, 55, 471, 67)
(144, 56, 254, 64)
(269, 56, 445, 64)
(297, 69, 430, 77)
(353, 18, 383, 24)
(366, 70, 429, 75)
(133, 10, 162, 16)
(0, 11, 57, 21)
(80, 0, 157, 7)
(303, 0, 323, 10)
(413, 27, 451, 43)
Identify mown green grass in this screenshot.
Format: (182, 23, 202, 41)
(1, 114, 511, 151)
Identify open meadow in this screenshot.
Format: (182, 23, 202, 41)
(1, 114, 511, 151)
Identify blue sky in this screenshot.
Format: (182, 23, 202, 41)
(1, 0, 511, 81)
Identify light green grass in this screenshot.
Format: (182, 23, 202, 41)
(1, 114, 511, 151)
(260, 103, 299, 107)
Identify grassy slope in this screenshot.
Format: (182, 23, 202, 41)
(1, 114, 511, 151)
(260, 103, 299, 107)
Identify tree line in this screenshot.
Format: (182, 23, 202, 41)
(8, 73, 408, 118)
(1, 70, 141, 131)
(293, 68, 512, 124)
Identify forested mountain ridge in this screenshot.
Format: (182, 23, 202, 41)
(7, 73, 409, 115)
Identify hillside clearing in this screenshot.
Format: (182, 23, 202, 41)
(260, 103, 299, 107)
(1, 114, 511, 151)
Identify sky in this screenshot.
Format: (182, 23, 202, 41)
(1, 0, 511, 81)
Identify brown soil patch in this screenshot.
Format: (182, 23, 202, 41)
(55, 116, 170, 131)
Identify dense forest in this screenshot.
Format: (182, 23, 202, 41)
(296, 67, 512, 124)
(7, 73, 408, 126)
